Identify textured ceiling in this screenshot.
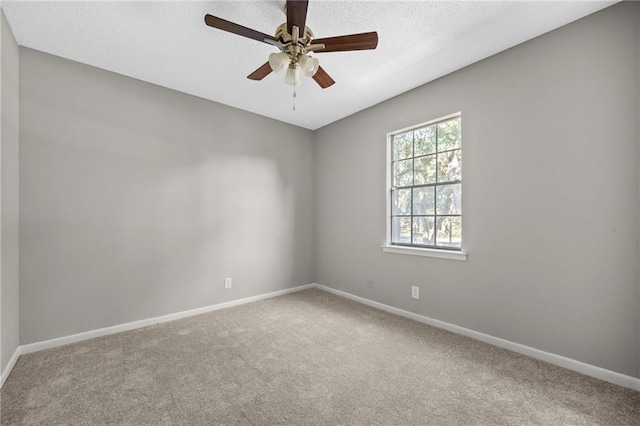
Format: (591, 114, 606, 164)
(2, 1, 617, 130)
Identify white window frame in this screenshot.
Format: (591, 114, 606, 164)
(381, 112, 467, 261)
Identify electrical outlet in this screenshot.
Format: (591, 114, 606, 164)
(411, 286, 419, 299)
(224, 277, 232, 289)
(367, 278, 374, 288)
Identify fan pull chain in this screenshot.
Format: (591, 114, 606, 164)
(292, 85, 296, 111)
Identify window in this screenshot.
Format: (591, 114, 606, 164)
(388, 113, 462, 251)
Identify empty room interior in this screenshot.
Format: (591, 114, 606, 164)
(1, 0, 640, 424)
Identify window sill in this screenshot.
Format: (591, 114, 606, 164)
(381, 245, 467, 261)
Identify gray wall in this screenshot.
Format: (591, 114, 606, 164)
(1, 9, 20, 374)
(19, 48, 314, 344)
(315, 2, 639, 378)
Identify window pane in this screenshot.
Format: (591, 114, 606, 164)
(436, 183, 462, 215)
(414, 125, 436, 156)
(393, 159, 413, 187)
(412, 187, 434, 215)
(437, 118, 461, 151)
(393, 132, 413, 160)
(413, 217, 435, 245)
(436, 216, 462, 248)
(390, 115, 462, 250)
(392, 217, 411, 244)
(392, 189, 411, 215)
(414, 155, 436, 185)
(437, 149, 461, 183)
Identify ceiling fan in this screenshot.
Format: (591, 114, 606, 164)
(204, 0, 378, 89)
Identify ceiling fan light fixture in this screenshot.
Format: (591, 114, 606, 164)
(269, 52, 289, 74)
(299, 54, 319, 77)
(205, 0, 378, 90)
(284, 64, 301, 86)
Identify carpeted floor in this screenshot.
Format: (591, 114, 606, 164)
(1, 288, 639, 425)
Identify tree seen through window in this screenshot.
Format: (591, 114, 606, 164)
(390, 115, 462, 249)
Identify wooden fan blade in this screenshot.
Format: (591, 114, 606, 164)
(312, 67, 335, 89)
(247, 62, 273, 81)
(204, 14, 279, 45)
(313, 32, 378, 53)
(286, 0, 309, 36)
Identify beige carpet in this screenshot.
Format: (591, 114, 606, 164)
(1, 288, 639, 425)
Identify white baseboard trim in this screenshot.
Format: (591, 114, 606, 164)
(21, 284, 315, 355)
(314, 284, 640, 392)
(12, 282, 640, 392)
(0, 346, 21, 389)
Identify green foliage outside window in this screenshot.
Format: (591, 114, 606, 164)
(390, 115, 462, 249)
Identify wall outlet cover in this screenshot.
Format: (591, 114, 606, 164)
(224, 277, 232, 289)
(411, 286, 419, 299)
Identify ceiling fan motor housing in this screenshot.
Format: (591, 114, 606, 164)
(274, 23, 314, 57)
